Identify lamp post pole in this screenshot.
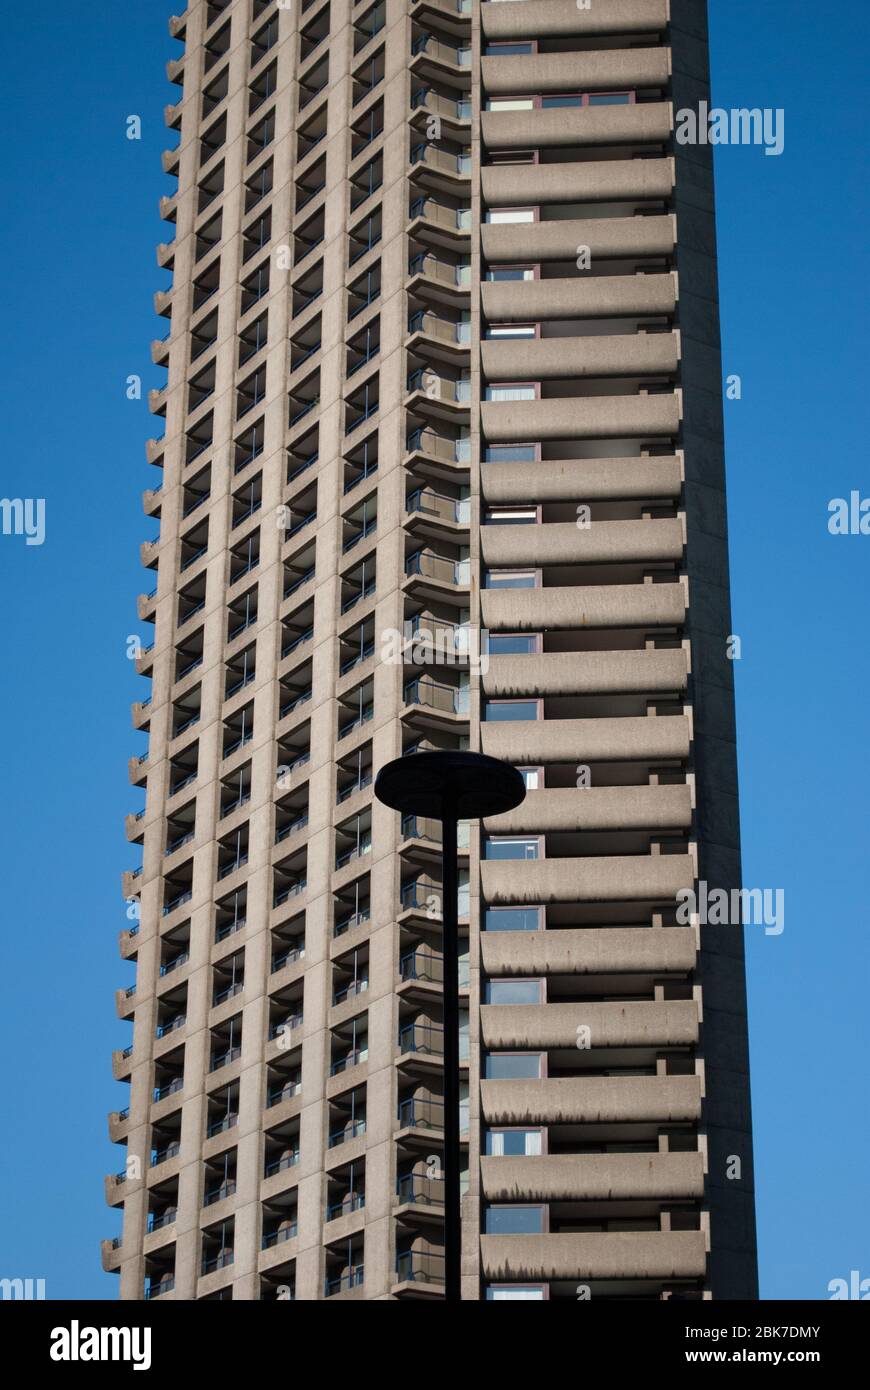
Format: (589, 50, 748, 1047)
(375, 750, 526, 1303)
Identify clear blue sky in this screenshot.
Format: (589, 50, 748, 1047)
(0, 1, 866, 1300)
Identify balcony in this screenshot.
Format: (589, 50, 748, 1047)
(481, 155, 674, 209)
(480, 1151, 704, 1203)
(482, 647, 688, 700)
(481, 48, 669, 99)
(482, 333, 679, 386)
(484, 785, 692, 837)
(480, 852, 696, 907)
(480, 392, 681, 444)
(481, 102, 671, 153)
(480, 999, 699, 1050)
(404, 677, 469, 720)
(480, 517, 683, 569)
(480, 1075, 702, 1128)
(479, 0, 668, 41)
(479, 581, 687, 634)
(481, 1232, 706, 1282)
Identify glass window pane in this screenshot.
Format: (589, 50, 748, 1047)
(484, 700, 539, 722)
(484, 838, 539, 861)
(485, 1206, 545, 1235)
(485, 1053, 542, 1078)
(487, 635, 537, 655)
(486, 980, 540, 1004)
(484, 908, 540, 932)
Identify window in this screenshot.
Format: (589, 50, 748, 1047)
(484, 700, 540, 722)
(485, 208, 535, 224)
(485, 1054, 542, 1080)
(486, 97, 534, 112)
(541, 95, 583, 109)
(484, 837, 540, 861)
(486, 1286, 546, 1301)
(486, 634, 538, 655)
(484, 908, 541, 933)
(486, 267, 535, 281)
(484, 42, 534, 55)
(485, 385, 536, 402)
(484, 324, 536, 340)
(486, 1129, 542, 1156)
(485, 980, 542, 1005)
(485, 569, 537, 589)
(485, 1206, 545, 1235)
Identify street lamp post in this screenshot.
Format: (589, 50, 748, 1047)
(374, 750, 526, 1302)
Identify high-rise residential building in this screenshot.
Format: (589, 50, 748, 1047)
(104, 0, 757, 1302)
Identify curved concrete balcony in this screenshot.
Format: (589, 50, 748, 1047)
(481, 853, 696, 906)
(101, 1237, 124, 1273)
(482, 455, 682, 505)
(482, 103, 671, 152)
(481, 157, 673, 208)
(480, 0, 668, 42)
(482, 47, 670, 98)
(481, 1151, 704, 1203)
(481, 1074, 702, 1126)
(480, 582, 687, 633)
(481, 214, 675, 265)
(164, 101, 182, 130)
(483, 784, 692, 834)
(154, 289, 172, 318)
(145, 438, 165, 465)
(151, 336, 170, 367)
(481, 273, 676, 324)
(481, 1231, 706, 1282)
(159, 194, 177, 223)
(481, 926, 697, 978)
(480, 518, 684, 568)
(166, 57, 184, 85)
(480, 393, 681, 443)
(161, 147, 180, 176)
(481, 714, 690, 766)
(483, 333, 679, 383)
(480, 999, 699, 1050)
(483, 649, 688, 699)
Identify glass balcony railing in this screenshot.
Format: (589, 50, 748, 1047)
(325, 1265, 364, 1296)
(403, 677, 470, 715)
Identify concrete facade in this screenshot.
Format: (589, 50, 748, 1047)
(106, 0, 757, 1302)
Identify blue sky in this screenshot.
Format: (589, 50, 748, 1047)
(0, 1, 866, 1300)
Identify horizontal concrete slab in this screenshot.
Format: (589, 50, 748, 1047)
(480, 713, 691, 765)
(481, 0, 669, 41)
(482, 332, 679, 382)
(482, 103, 672, 151)
(480, 1075, 703, 1126)
(480, 518, 684, 567)
(481, 1231, 706, 1280)
(481, 274, 677, 323)
(480, 999, 700, 1048)
(481, 455, 683, 504)
(482, 48, 670, 97)
(481, 853, 696, 905)
(481, 215, 676, 264)
(480, 926, 697, 977)
(481, 393, 681, 442)
(480, 582, 687, 632)
(482, 649, 689, 698)
(483, 784, 693, 833)
(481, 1151, 704, 1202)
(482, 157, 674, 206)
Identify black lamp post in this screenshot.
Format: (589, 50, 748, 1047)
(374, 750, 526, 1302)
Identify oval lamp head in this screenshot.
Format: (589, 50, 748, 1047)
(374, 750, 526, 822)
